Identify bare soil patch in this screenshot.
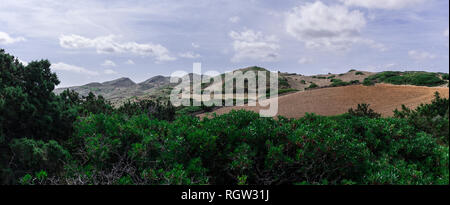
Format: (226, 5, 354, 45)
(199, 84, 449, 118)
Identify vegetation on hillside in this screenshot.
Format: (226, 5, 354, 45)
(363, 71, 446, 87)
(1, 50, 449, 185)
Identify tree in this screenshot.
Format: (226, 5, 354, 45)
(0, 49, 68, 141)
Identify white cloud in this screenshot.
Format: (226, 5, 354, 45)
(59, 34, 176, 62)
(444, 28, 449, 38)
(191, 43, 200, 48)
(298, 57, 313, 64)
(0, 31, 25, 45)
(125, 59, 135, 65)
(179, 52, 201, 59)
(101, 60, 116, 67)
(51, 62, 99, 76)
(229, 29, 280, 62)
(338, 0, 426, 10)
(104, 69, 118, 75)
(408, 50, 436, 61)
(286, 1, 384, 51)
(229, 16, 240, 23)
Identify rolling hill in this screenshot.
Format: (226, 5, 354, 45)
(54, 67, 449, 110)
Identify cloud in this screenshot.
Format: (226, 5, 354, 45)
(229, 16, 240, 23)
(59, 34, 176, 62)
(286, 1, 384, 51)
(298, 57, 313, 64)
(125, 59, 135, 65)
(338, 0, 426, 10)
(51, 62, 99, 76)
(104, 69, 118, 75)
(191, 43, 200, 48)
(101, 60, 116, 67)
(229, 29, 280, 62)
(179, 52, 201, 59)
(445, 28, 449, 38)
(408, 50, 436, 61)
(0, 31, 26, 45)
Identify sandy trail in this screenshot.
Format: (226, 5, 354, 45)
(199, 84, 449, 118)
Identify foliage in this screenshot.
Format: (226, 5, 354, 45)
(348, 104, 381, 118)
(278, 77, 290, 89)
(0, 49, 71, 142)
(7, 107, 443, 185)
(394, 92, 449, 144)
(363, 71, 445, 87)
(278, 88, 299, 95)
(307, 83, 318, 89)
(363, 78, 375, 86)
(330, 79, 351, 87)
(117, 99, 175, 121)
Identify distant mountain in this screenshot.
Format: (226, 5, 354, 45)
(102, 77, 136, 87)
(54, 75, 174, 105)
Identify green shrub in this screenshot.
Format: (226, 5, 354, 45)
(307, 83, 318, 89)
(9, 138, 70, 181)
(364, 71, 445, 87)
(355, 72, 365, 75)
(117, 99, 175, 121)
(363, 78, 375, 86)
(394, 92, 449, 144)
(278, 77, 290, 88)
(278, 88, 299, 95)
(348, 104, 381, 118)
(442, 74, 449, 80)
(330, 79, 351, 87)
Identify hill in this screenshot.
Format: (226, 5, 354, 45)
(54, 67, 449, 106)
(199, 84, 449, 118)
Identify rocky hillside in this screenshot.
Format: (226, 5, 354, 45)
(54, 76, 174, 105)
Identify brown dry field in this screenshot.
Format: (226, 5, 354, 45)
(199, 84, 449, 119)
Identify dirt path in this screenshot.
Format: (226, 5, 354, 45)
(199, 84, 449, 118)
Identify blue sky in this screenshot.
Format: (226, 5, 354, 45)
(0, 0, 448, 87)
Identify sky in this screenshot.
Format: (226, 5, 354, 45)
(0, 0, 448, 88)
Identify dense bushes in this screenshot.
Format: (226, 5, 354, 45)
(363, 71, 445, 87)
(0, 50, 176, 183)
(23, 108, 445, 185)
(10, 98, 447, 185)
(442, 73, 449, 80)
(394, 92, 449, 144)
(0, 50, 71, 142)
(307, 83, 318, 89)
